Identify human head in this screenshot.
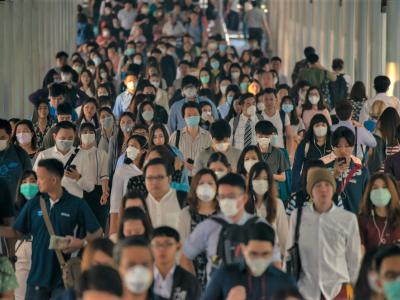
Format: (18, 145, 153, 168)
(331, 58, 344, 71)
(150, 226, 180, 268)
(255, 120, 277, 151)
(375, 245, 400, 299)
(53, 121, 76, 153)
(305, 114, 331, 142)
(331, 126, 355, 161)
(217, 173, 248, 219)
(181, 75, 199, 100)
(37, 158, 64, 193)
(81, 238, 115, 271)
(207, 152, 231, 179)
(210, 119, 231, 148)
(182, 101, 201, 128)
(13, 120, 37, 150)
(303, 46, 315, 58)
(18, 170, 38, 201)
(236, 145, 263, 177)
(350, 81, 367, 102)
(306, 167, 336, 210)
(239, 93, 256, 117)
(56, 102, 73, 122)
(144, 158, 172, 199)
(300, 159, 325, 193)
(55, 51, 69, 68)
(377, 107, 400, 146)
(303, 86, 325, 110)
(187, 169, 218, 211)
(149, 124, 169, 147)
(335, 100, 353, 121)
(124, 71, 139, 93)
(374, 75, 391, 94)
(307, 53, 319, 65)
(118, 207, 152, 241)
(35, 99, 50, 121)
(262, 88, 278, 111)
(49, 83, 65, 109)
(270, 56, 282, 72)
(0, 119, 12, 151)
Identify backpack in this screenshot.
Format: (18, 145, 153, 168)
(211, 216, 259, 267)
(277, 148, 292, 203)
(231, 114, 263, 146)
(329, 74, 348, 108)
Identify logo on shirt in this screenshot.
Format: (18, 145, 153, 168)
(60, 212, 71, 218)
(37, 210, 43, 217)
(171, 288, 187, 300)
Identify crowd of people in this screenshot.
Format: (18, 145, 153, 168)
(1, 0, 400, 299)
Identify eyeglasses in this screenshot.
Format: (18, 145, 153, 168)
(151, 242, 176, 249)
(145, 175, 167, 182)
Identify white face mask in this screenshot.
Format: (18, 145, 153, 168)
(246, 105, 257, 116)
(252, 179, 269, 195)
(56, 139, 73, 152)
(220, 85, 228, 95)
(215, 170, 227, 179)
(214, 142, 229, 152)
(257, 137, 270, 149)
(184, 87, 197, 98)
(0, 139, 8, 151)
(313, 126, 328, 137)
(257, 102, 265, 111)
(219, 198, 239, 217)
(126, 146, 140, 161)
(150, 81, 160, 88)
(245, 257, 272, 277)
(124, 265, 153, 295)
(196, 183, 216, 202)
(244, 159, 258, 173)
(81, 133, 95, 146)
(126, 81, 137, 91)
(309, 95, 320, 105)
(101, 116, 114, 129)
(16, 133, 32, 145)
(142, 110, 154, 121)
(201, 111, 211, 120)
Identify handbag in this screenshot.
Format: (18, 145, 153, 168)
(286, 206, 303, 280)
(39, 197, 81, 289)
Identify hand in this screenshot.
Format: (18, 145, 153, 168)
(64, 168, 81, 181)
(62, 236, 84, 253)
(333, 158, 348, 178)
(352, 120, 362, 128)
(174, 157, 184, 171)
(226, 286, 246, 300)
(184, 161, 193, 172)
(100, 192, 109, 205)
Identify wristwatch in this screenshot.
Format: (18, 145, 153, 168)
(82, 239, 88, 248)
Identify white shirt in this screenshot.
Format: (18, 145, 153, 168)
(34, 146, 94, 198)
(153, 265, 176, 299)
(262, 110, 290, 148)
(285, 204, 361, 300)
(146, 189, 182, 230)
(229, 114, 258, 150)
(109, 163, 142, 213)
(79, 147, 109, 186)
(359, 93, 400, 123)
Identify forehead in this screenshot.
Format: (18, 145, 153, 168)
(56, 128, 74, 136)
(246, 240, 273, 251)
(218, 184, 243, 195)
(146, 164, 166, 175)
(380, 256, 400, 274)
(121, 246, 152, 264)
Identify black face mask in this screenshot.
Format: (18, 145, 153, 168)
(146, 94, 156, 102)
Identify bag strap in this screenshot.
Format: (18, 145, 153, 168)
(354, 127, 358, 157)
(337, 164, 362, 194)
(64, 148, 80, 170)
(39, 197, 66, 266)
(294, 206, 303, 244)
(175, 130, 181, 149)
(231, 115, 240, 146)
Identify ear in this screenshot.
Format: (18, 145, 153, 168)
(53, 133, 57, 141)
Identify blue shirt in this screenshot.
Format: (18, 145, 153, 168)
(113, 90, 134, 119)
(13, 190, 101, 288)
(168, 96, 219, 133)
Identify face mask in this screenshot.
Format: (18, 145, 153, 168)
(125, 48, 135, 56)
(185, 116, 200, 128)
(215, 170, 227, 179)
(150, 81, 160, 88)
(253, 179, 269, 195)
(124, 265, 153, 295)
(184, 87, 197, 98)
(273, 77, 278, 85)
(219, 44, 227, 52)
(219, 198, 239, 217)
(200, 76, 210, 84)
(121, 123, 133, 133)
(240, 82, 248, 92)
(101, 116, 114, 129)
(56, 139, 73, 152)
(367, 271, 381, 293)
(210, 61, 220, 69)
(257, 102, 265, 111)
(81, 133, 95, 146)
(16, 133, 32, 145)
(214, 142, 229, 152)
(201, 111, 211, 120)
(73, 65, 83, 74)
(93, 57, 101, 66)
(220, 85, 228, 95)
(257, 137, 270, 149)
(245, 257, 272, 277)
(244, 159, 258, 173)
(126, 81, 137, 91)
(20, 183, 39, 200)
(0, 140, 8, 151)
(313, 126, 327, 138)
(383, 277, 400, 300)
(126, 146, 140, 161)
(142, 110, 154, 121)
(231, 72, 240, 80)
(246, 105, 257, 116)
(196, 183, 216, 202)
(100, 71, 108, 79)
(270, 135, 279, 147)
(282, 103, 294, 113)
(309, 95, 320, 105)
(133, 58, 142, 65)
(370, 188, 391, 207)
(227, 95, 234, 105)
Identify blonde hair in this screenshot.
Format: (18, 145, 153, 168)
(370, 100, 386, 120)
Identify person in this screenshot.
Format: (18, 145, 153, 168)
(297, 53, 336, 90)
(331, 100, 377, 160)
(229, 93, 263, 150)
(34, 121, 95, 199)
(204, 222, 297, 300)
(285, 167, 361, 300)
(33, 99, 53, 150)
(0, 158, 102, 299)
(81, 238, 115, 271)
(97, 106, 117, 153)
(349, 81, 368, 122)
(113, 70, 139, 119)
(79, 265, 123, 300)
(12, 120, 39, 161)
(243, 1, 272, 49)
(180, 173, 281, 282)
(359, 75, 400, 123)
(301, 86, 332, 130)
(206, 152, 232, 179)
(329, 58, 351, 107)
(321, 126, 369, 213)
(0, 257, 18, 300)
(177, 169, 218, 288)
(118, 207, 153, 241)
(358, 173, 400, 253)
(169, 102, 212, 177)
(271, 56, 289, 85)
(384, 124, 400, 182)
(193, 119, 241, 173)
(291, 46, 315, 84)
(0, 119, 32, 203)
(42, 51, 69, 88)
(236, 145, 263, 178)
(150, 226, 201, 299)
(144, 158, 186, 230)
(76, 98, 100, 129)
(117, 0, 137, 34)
(246, 161, 288, 256)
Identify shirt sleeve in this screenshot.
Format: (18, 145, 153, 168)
(12, 199, 33, 235)
(275, 200, 289, 255)
(183, 221, 210, 260)
(346, 215, 362, 283)
(99, 150, 109, 180)
(110, 170, 125, 214)
(168, 104, 178, 133)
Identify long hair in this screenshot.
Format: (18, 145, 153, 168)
(236, 145, 263, 177)
(116, 111, 135, 156)
(12, 119, 38, 151)
(303, 113, 331, 143)
(78, 68, 96, 96)
(186, 169, 218, 213)
(302, 86, 327, 111)
(377, 107, 400, 146)
(123, 134, 148, 169)
(81, 238, 114, 271)
(350, 81, 367, 102)
(281, 95, 300, 126)
(359, 173, 400, 229)
(149, 123, 170, 147)
(136, 100, 158, 126)
(77, 98, 100, 128)
(117, 206, 153, 241)
(246, 162, 278, 224)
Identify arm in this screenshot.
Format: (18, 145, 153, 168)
(109, 176, 124, 235)
(0, 226, 22, 239)
(180, 253, 196, 275)
(276, 201, 289, 257)
(273, 172, 286, 182)
(168, 105, 177, 133)
(346, 216, 362, 283)
(262, 16, 272, 39)
(359, 128, 377, 148)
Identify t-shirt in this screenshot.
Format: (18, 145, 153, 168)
(0, 178, 14, 255)
(262, 110, 290, 148)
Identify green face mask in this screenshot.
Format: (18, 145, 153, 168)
(20, 183, 39, 200)
(383, 277, 400, 300)
(200, 75, 210, 84)
(370, 188, 391, 207)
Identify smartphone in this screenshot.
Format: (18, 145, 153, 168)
(187, 158, 194, 165)
(67, 165, 76, 171)
(49, 235, 69, 250)
(336, 157, 346, 165)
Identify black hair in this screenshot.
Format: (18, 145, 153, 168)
(302, 86, 326, 111)
(77, 98, 99, 128)
(271, 56, 282, 63)
(124, 134, 148, 168)
(307, 53, 319, 64)
(56, 51, 69, 59)
(262, 88, 277, 96)
(148, 124, 169, 147)
(354, 248, 380, 300)
(151, 226, 180, 243)
(239, 93, 255, 105)
(79, 265, 123, 297)
(255, 120, 276, 135)
(207, 152, 231, 168)
(281, 96, 300, 126)
(210, 119, 231, 140)
(12, 119, 38, 151)
(136, 100, 157, 126)
(181, 75, 199, 88)
(332, 58, 344, 70)
(272, 288, 305, 300)
(304, 46, 315, 57)
(113, 236, 150, 265)
(37, 158, 64, 178)
(90, 238, 114, 257)
(374, 75, 391, 93)
(375, 245, 400, 272)
(118, 206, 153, 240)
(98, 106, 114, 119)
(143, 157, 172, 177)
(331, 126, 355, 147)
(218, 172, 246, 192)
(54, 121, 76, 134)
(116, 111, 135, 157)
(236, 145, 263, 176)
(181, 101, 201, 116)
(0, 119, 12, 135)
(350, 81, 367, 103)
(178, 60, 191, 67)
(304, 113, 331, 143)
(335, 100, 353, 121)
(49, 83, 65, 97)
(57, 102, 73, 116)
(245, 222, 275, 246)
(79, 122, 96, 134)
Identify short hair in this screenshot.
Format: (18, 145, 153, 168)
(335, 100, 353, 121)
(143, 158, 172, 177)
(49, 83, 65, 97)
(37, 158, 64, 178)
(210, 119, 231, 140)
(54, 121, 76, 134)
(331, 126, 355, 147)
(113, 236, 150, 265)
(181, 75, 199, 88)
(178, 60, 191, 67)
(255, 120, 276, 135)
(79, 122, 96, 133)
(56, 51, 69, 59)
(57, 102, 73, 116)
(307, 53, 319, 64)
(245, 222, 275, 246)
(332, 58, 344, 70)
(304, 46, 315, 57)
(218, 172, 246, 192)
(271, 56, 282, 63)
(262, 88, 277, 96)
(151, 226, 180, 243)
(375, 245, 400, 272)
(374, 75, 391, 93)
(181, 101, 201, 116)
(0, 119, 12, 135)
(207, 152, 230, 168)
(239, 93, 255, 105)
(79, 265, 123, 297)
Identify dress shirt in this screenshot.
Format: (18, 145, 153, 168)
(359, 93, 400, 123)
(113, 90, 134, 119)
(285, 204, 361, 300)
(34, 146, 94, 198)
(229, 114, 258, 150)
(146, 189, 182, 230)
(79, 147, 109, 186)
(153, 265, 176, 299)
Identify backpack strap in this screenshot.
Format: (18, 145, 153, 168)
(304, 142, 310, 158)
(231, 115, 241, 146)
(176, 190, 187, 209)
(210, 216, 230, 227)
(64, 148, 80, 170)
(294, 206, 303, 244)
(354, 127, 358, 157)
(175, 130, 181, 149)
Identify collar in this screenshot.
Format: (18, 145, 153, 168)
(148, 188, 174, 203)
(220, 211, 251, 225)
(310, 202, 336, 214)
(154, 265, 176, 281)
(53, 146, 75, 156)
(240, 113, 256, 122)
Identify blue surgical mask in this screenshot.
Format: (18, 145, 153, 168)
(282, 104, 294, 113)
(211, 61, 220, 70)
(125, 48, 135, 56)
(240, 82, 248, 92)
(227, 95, 234, 105)
(20, 183, 39, 200)
(270, 135, 279, 147)
(185, 116, 200, 128)
(219, 44, 227, 52)
(383, 277, 400, 300)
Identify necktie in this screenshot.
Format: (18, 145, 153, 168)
(244, 118, 252, 147)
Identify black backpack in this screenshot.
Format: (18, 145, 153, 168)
(211, 216, 259, 267)
(329, 74, 348, 108)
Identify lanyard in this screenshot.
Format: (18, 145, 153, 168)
(247, 273, 267, 300)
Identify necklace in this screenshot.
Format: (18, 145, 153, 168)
(372, 213, 388, 245)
